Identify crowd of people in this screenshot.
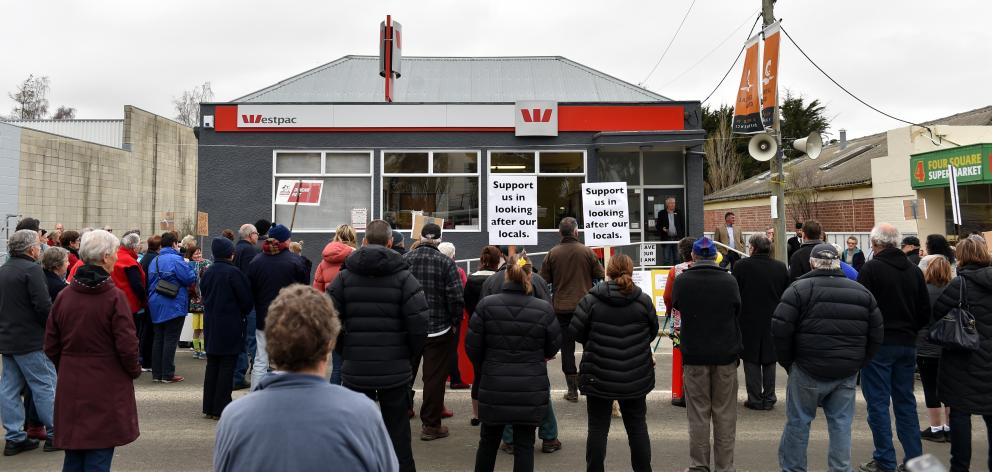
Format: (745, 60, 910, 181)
(1, 213, 991, 472)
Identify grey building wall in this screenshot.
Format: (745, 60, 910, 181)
(0, 122, 21, 257)
(197, 103, 704, 269)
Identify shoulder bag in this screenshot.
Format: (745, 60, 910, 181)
(928, 277, 980, 351)
(153, 257, 180, 298)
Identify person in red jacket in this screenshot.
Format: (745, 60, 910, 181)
(111, 233, 147, 319)
(312, 224, 357, 385)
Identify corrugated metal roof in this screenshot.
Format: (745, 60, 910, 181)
(233, 56, 669, 103)
(704, 105, 992, 202)
(2, 119, 124, 148)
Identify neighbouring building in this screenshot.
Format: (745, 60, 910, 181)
(703, 105, 992, 240)
(0, 106, 198, 255)
(196, 55, 705, 265)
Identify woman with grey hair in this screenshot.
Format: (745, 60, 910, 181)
(45, 229, 141, 470)
(41, 246, 70, 302)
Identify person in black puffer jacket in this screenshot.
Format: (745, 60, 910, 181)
(467, 254, 561, 472)
(327, 220, 428, 472)
(771, 243, 884, 471)
(931, 238, 992, 472)
(571, 253, 657, 472)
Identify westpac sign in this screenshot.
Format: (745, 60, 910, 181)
(514, 101, 558, 137)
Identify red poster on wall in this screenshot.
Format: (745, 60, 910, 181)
(275, 179, 324, 206)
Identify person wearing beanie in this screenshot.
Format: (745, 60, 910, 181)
(404, 222, 465, 441)
(200, 238, 254, 419)
(672, 236, 742, 472)
(246, 224, 309, 389)
(772, 243, 883, 471)
(391, 230, 408, 255)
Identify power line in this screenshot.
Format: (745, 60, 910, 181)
(661, 9, 760, 89)
(640, 0, 697, 86)
(700, 13, 762, 104)
(779, 25, 921, 128)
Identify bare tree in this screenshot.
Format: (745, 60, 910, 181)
(173, 82, 213, 127)
(703, 111, 742, 194)
(52, 106, 76, 120)
(9, 75, 50, 119)
(785, 163, 822, 223)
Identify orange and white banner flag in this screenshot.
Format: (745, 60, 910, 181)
(760, 22, 781, 128)
(732, 34, 762, 134)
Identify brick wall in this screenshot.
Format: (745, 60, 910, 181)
(704, 198, 875, 233)
(17, 107, 197, 237)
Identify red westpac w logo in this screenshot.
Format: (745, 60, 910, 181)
(521, 108, 553, 123)
(242, 114, 262, 124)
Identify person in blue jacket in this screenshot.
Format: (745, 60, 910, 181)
(147, 231, 197, 383)
(200, 238, 253, 418)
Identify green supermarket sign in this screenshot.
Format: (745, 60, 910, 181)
(910, 143, 992, 189)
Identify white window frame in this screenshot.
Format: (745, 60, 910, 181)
(271, 150, 374, 234)
(380, 150, 482, 232)
(485, 149, 588, 232)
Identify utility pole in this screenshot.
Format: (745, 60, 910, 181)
(763, 0, 788, 263)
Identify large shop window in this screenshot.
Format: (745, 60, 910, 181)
(272, 151, 373, 232)
(382, 151, 481, 231)
(490, 151, 586, 229)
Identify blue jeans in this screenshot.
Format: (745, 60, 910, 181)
(330, 352, 343, 385)
(503, 393, 558, 442)
(661, 243, 679, 266)
(1, 352, 56, 442)
(861, 345, 922, 471)
(63, 447, 115, 472)
(779, 366, 857, 472)
(234, 309, 256, 386)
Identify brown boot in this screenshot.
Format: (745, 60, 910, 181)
(564, 374, 579, 403)
(541, 439, 562, 453)
(420, 425, 450, 441)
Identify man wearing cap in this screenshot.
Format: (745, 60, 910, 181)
(540, 217, 605, 403)
(391, 230, 408, 256)
(246, 224, 309, 389)
(772, 243, 883, 471)
(856, 223, 930, 472)
(900, 236, 921, 266)
(672, 236, 742, 472)
(403, 222, 464, 441)
(787, 222, 804, 261)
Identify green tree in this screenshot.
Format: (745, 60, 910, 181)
(780, 90, 830, 158)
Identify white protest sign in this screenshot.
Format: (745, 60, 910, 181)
(488, 175, 538, 245)
(581, 182, 630, 246)
(641, 244, 657, 266)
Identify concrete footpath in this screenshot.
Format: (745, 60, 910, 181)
(1, 340, 986, 471)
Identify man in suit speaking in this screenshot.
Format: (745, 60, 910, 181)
(713, 211, 746, 269)
(655, 196, 685, 266)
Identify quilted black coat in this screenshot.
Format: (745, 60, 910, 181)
(327, 245, 428, 390)
(933, 264, 992, 415)
(571, 281, 658, 399)
(772, 269, 884, 380)
(466, 282, 561, 426)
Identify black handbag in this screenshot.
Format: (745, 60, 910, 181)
(152, 257, 180, 298)
(928, 277, 980, 352)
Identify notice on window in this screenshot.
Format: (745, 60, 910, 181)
(488, 176, 538, 245)
(641, 244, 657, 266)
(581, 182, 630, 246)
(350, 208, 368, 231)
(275, 179, 323, 206)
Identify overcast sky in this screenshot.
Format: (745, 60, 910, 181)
(5, 0, 990, 138)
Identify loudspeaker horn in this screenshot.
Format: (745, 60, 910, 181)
(748, 133, 778, 162)
(792, 132, 823, 159)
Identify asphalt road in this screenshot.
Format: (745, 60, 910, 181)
(2, 340, 986, 471)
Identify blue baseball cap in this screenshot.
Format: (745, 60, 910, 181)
(693, 236, 717, 258)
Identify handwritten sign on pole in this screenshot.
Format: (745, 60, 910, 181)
(581, 182, 631, 246)
(488, 175, 537, 245)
